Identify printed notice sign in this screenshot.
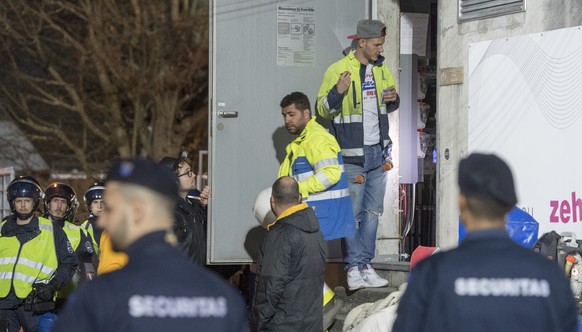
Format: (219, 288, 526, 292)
(400, 13, 429, 56)
(277, 4, 315, 67)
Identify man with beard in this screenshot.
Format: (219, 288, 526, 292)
(278, 91, 355, 242)
(44, 183, 99, 310)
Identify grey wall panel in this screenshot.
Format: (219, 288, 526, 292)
(399, 54, 419, 184)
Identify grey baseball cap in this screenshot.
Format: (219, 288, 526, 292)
(347, 19, 386, 40)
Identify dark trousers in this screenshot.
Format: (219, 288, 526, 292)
(0, 307, 38, 332)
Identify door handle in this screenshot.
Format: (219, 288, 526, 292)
(217, 111, 238, 118)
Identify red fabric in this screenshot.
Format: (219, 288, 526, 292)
(410, 246, 438, 271)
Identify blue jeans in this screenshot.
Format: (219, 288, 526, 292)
(342, 144, 386, 270)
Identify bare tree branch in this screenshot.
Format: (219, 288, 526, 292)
(0, 0, 209, 174)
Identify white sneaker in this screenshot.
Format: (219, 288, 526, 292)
(347, 267, 367, 291)
(361, 264, 389, 288)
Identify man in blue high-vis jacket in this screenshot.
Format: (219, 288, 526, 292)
(278, 92, 356, 242)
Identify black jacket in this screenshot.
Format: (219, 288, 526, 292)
(251, 203, 326, 332)
(393, 229, 578, 332)
(174, 197, 207, 265)
(0, 215, 78, 309)
(53, 231, 248, 332)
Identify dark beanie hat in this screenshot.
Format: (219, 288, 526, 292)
(159, 157, 179, 171)
(458, 153, 518, 206)
(106, 158, 179, 200)
(159, 152, 188, 171)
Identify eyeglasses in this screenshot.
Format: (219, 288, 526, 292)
(177, 168, 193, 178)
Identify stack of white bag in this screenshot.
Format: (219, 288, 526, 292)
(342, 283, 408, 332)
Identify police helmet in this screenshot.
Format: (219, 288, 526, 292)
(44, 182, 79, 222)
(84, 181, 105, 211)
(7, 176, 43, 220)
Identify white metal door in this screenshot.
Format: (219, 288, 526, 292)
(0, 167, 15, 220)
(209, 0, 366, 263)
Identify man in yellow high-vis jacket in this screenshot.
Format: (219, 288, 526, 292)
(44, 182, 98, 311)
(278, 91, 355, 241)
(317, 19, 400, 290)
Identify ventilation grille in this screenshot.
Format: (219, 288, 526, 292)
(459, 0, 525, 22)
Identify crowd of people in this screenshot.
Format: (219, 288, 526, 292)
(0, 154, 224, 332)
(0, 17, 578, 332)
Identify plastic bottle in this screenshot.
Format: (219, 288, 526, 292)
(570, 253, 582, 301)
(566, 255, 577, 277)
(382, 143, 393, 171)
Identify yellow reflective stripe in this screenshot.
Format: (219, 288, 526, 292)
(39, 223, 53, 232)
(13, 272, 37, 284)
(17, 257, 55, 276)
(0, 257, 17, 266)
(295, 171, 314, 182)
(313, 158, 339, 171)
(320, 96, 341, 116)
(0, 272, 13, 280)
(64, 223, 78, 231)
(315, 172, 333, 188)
(333, 114, 363, 124)
(305, 188, 351, 202)
(62, 222, 81, 249)
(342, 148, 364, 157)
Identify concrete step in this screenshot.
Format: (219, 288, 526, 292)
(327, 261, 409, 331)
(372, 260, 410, 288)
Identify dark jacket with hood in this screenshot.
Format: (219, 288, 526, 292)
(251, 203, 326, 332)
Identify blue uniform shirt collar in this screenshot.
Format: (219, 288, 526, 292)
(462, 228, 509, 244)
(125, 230, 167, 258)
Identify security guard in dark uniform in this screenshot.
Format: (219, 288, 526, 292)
(393, 153, 578, 332)
(54, 158, 247, 332)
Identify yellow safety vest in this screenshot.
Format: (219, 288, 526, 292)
(0, 217, 58, 299)
(80, 219, 100, 257)
(61, 221, 82, 251)
(58, 221, 90, 298)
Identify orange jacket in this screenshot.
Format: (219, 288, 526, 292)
(97, 231, 128, 275)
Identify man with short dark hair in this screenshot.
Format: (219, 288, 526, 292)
(159, 153, 208, 265)
(278, 91, 355, 242)
(392, 153, 578, 332)
(54, 158, 247, 332)
(252, 176, 326, 331)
